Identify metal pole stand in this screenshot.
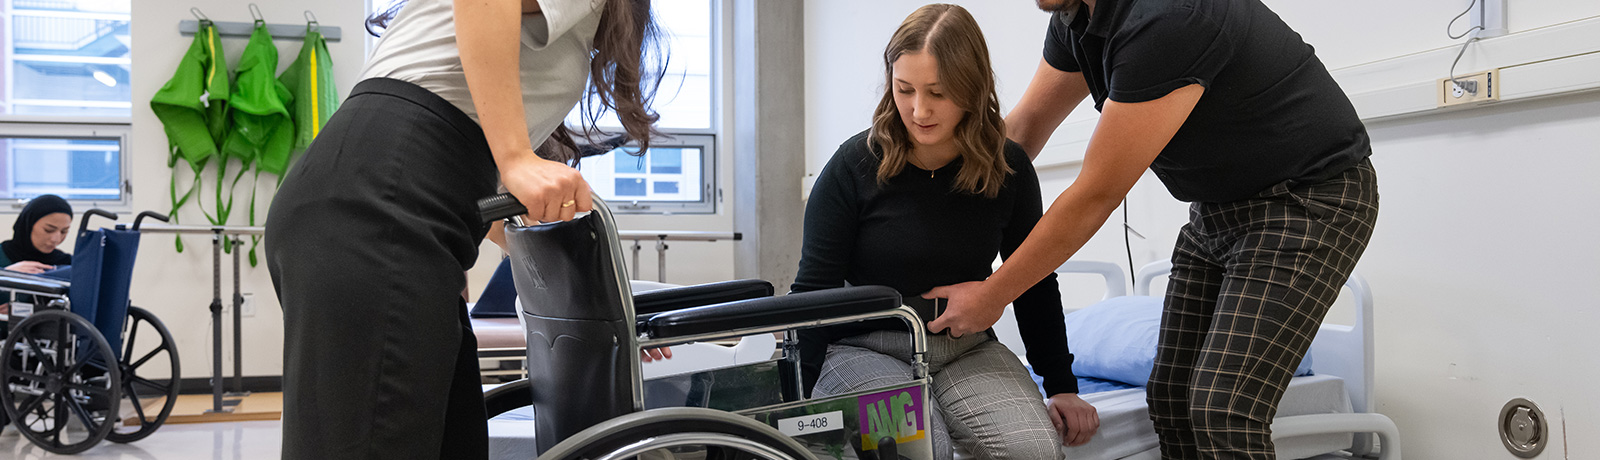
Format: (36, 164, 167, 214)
(225, 236, 250, 400)
(204, 230, 238, 413)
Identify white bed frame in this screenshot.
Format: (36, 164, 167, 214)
(1053, 260, 1402, 460)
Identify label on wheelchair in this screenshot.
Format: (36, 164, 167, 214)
(741, 380, 934, 460)
(10, 301, 32, 319)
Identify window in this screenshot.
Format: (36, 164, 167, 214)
(572, 0, 717, 213)
(0, 0, 131, 206)
(578, 134, 713, 213)
(365, 0, 720, 213)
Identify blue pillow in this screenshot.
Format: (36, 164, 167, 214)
(1064, 295, 1311, 387)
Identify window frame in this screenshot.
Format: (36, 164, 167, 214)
(589, 133, 716, 214)
(0, 0, 134, 212)
(0, 118, 131, 212)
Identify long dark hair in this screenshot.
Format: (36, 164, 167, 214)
(870, 4, 1009, 198)
(370, 0, 665, 165)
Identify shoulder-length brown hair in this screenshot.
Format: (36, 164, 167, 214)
(870, 3, 1010, 198)
(370, 0, 665, 165)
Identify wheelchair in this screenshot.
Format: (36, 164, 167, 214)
(0, 210, 181, 455)
(477, 193, 938, 460)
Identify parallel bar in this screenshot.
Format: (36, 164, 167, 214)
(617, 231, 740, 242)
(136, 224, 265, 236)
(206, 232, 226, 414)
(230, 237, 246, 396)
(179, 19, 342, 42)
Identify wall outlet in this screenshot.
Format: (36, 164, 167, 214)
(1438, 69, 1499, 107)
(241, 293, 255, 317)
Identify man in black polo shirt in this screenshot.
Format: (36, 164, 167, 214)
(925, 0, 1379, 458)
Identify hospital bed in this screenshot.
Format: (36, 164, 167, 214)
(992, 260, 1402, 460)
(470, 253, 769, 381)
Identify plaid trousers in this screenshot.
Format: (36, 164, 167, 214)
(1147, 158, 1379, 459)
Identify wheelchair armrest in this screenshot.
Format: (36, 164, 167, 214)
(0, 271, 70, 296)
(632, 279, 774, 316)
(644, 285, 901, 339)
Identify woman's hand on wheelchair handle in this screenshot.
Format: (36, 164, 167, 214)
(1047, 392, 1100, 446)
(500, 152, 593, 223)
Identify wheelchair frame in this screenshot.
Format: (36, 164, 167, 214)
(0, 210, 181, 455)
(479, 193, 935, 460)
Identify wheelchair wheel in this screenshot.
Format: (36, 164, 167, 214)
(0, 310, 123, 455)
(483, 377, 532, 419)
(540, 407, 816, 460)
(105, 306, 181, 443)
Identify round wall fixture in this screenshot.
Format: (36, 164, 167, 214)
(1499, 398, 1548, 458)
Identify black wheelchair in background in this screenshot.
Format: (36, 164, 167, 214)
(478, 194, 937, 460)
(0, 209, 182, 455)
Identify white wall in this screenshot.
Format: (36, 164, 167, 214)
(803, 0, 1600, 458)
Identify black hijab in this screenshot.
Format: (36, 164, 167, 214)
(3, 195, 73, 266)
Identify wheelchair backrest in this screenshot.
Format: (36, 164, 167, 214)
(69, 227, 142, 357)
(501, 196, 644, 454)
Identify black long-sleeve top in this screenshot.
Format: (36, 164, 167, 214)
(791, 130, 1078, 397)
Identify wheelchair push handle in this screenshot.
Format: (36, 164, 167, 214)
(80, 209, 118, 230)
(477, 193, 527, 224)
(133, 211, 171, 231)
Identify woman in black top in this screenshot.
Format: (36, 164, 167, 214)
(792, 5, 1097, 459)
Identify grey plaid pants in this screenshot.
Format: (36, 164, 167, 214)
(814, 330, 1064, 460)
(1147, 159, 1379, 459)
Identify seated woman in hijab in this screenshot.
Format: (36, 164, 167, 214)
(1, 194, 74, 316)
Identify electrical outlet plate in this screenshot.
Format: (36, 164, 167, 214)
(241, 293, 255, 317)
(1438, 69, 1499, 107)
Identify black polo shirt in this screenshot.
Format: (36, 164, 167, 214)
(1044, 0, 1371, 203)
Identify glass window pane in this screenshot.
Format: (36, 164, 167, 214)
(651, 148, 683, 174)
(1, 137, 122, 200)
(2, 2, 133, 117)
(653, 181, 678, 194)
(615, 178, 647, 197)
(565, 0, 712, 130)
(615, 153, 647, 174)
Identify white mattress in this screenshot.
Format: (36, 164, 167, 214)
(1061, 374, 1355, 460)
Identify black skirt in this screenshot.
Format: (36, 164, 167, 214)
(266, 78, 497, 459)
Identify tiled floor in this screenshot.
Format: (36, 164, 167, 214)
(0, 420, 282, 460)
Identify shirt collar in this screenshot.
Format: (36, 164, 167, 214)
(1082, 0, 1123, 38)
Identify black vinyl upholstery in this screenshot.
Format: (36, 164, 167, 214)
(632, 279, 774, 316)
(644, 285, 902, 339)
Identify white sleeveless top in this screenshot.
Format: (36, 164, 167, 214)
(360, 0, 604, 147)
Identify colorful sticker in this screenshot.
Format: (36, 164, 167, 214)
(857, 385, 926, 450)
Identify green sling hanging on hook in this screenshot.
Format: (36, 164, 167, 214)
(150, 20, 230, 253)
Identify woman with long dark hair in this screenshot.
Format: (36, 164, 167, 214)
(265, 1, 663, 458)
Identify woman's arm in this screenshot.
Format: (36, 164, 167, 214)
(995, 150, 1099, 446)
(455, 0, 591, 222)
